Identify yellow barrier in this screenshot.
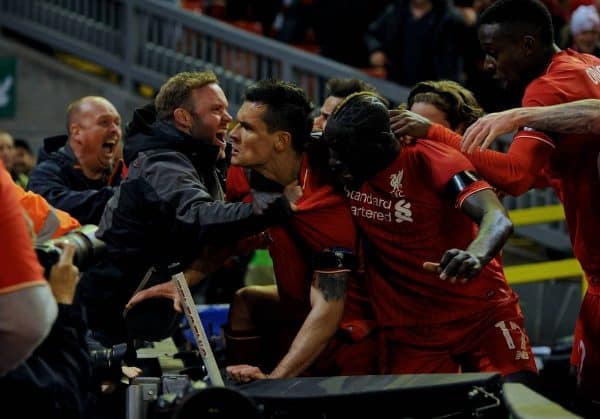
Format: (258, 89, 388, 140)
(508, 204, 565, 227)
(504, 258, 583, 285)
(505, 204, 587, 296)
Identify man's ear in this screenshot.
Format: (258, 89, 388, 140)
(274, 131, 292, 152)
(522, 35, 536, 56)
(173, 108, 191, 128)
(69, 123, 79, 138)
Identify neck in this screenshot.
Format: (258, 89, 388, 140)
(80, 162, 106, 180)
(529, 45, 560, 82)
(254, 151, 303, 186)
(69, 140, 105, 180)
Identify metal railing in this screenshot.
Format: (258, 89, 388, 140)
(0, 0, 409, 109)
(0, 0, 569, 251)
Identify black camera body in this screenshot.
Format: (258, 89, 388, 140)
(34, 224, 106, 276)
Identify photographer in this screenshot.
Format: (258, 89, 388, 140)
(0, 233, 92, 418)
(0, 164, 57, 376)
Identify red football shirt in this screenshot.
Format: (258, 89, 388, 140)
(346, 140, 517, 327)
(226, 156, 373, 327)
(523, 49, 600, 286)
(0, 165, 46, 294)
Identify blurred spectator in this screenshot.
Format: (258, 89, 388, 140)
(365, 0, 467, 87)
(562, 4, 600, 56)
(12, 138, 36, 184)
(0, 163, 57, 376)
(313, 78, 381, 132)
(28, 96, 123, 225)
(0, 130, 15, 179)
(226, 0, 281, 36)
(310, 0, 390, 67)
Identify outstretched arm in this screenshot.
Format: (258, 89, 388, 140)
(461, 100, 600, 152)
(269, 270, 347, 378)
(390, 110, 554, 196)
(226, 269, 348, 382)
(431, 188, 513, 282)
(426, 124, 554, 196)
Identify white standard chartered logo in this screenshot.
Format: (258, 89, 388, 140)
(347, 189, 414, 224)
(394, 199, 413, 223)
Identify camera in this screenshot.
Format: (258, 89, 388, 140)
(34, 224, 106, 276)
(90, 342, 129, 369)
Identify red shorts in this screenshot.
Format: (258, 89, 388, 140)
(382, 302, 537, 376)
(308, 331, 379, 376)
(570, 289, 600, 403)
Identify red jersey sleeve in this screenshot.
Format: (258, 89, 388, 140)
(416, 140, 493, 208)
(0, 167, 45, 294)
(417, 140, 476, 190)
(427, 124, 555, 196)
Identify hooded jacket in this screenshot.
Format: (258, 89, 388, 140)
(78, 105, 286, 344)
(28, 135, 120, 225)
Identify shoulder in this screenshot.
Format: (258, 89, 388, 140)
(411, 139, 469, 164)
(524, 51, 600, 105)
(131, 149, 194, 174)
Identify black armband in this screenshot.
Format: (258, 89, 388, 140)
(445, 170, 480, 201)
(313, 248, 356, 272)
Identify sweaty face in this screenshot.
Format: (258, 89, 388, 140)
(185, 84, 232, 148)
(479, 23, 529, 91)
(229, 102, 279, 170)
(313, 96, 343, 132)
(70, 98, 122, 173)
(410, 102, 451, 129)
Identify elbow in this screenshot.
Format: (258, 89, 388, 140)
(499, 173, 536, 197)
(502, 213, 514, 238)
(24, 289, 58, 345)
(495, 209, 514, 242)
(23, 286, 58, 343)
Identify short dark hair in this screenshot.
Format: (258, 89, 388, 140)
(326, 78, 377, 98)
(244, 80, 313, 152)
(13, 138, 33, 153)
(326, 78, 390, 107)
(479, 0, 554, 46)
(407, 80, 484, 131)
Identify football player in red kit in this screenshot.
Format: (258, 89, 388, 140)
(391, 1, 600, 412)
(323, 92, 537, 385)
(225, 80, 377, 382)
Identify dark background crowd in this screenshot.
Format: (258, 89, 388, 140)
(179, 0, 600, 112)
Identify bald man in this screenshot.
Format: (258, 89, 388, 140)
(28, 96, 123, 224)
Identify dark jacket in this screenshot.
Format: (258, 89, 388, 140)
(364, 0, 466, 86)
(28, 135, 120, 225)
(78, 106, 287, 344)
(0, 304, 91, 419)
